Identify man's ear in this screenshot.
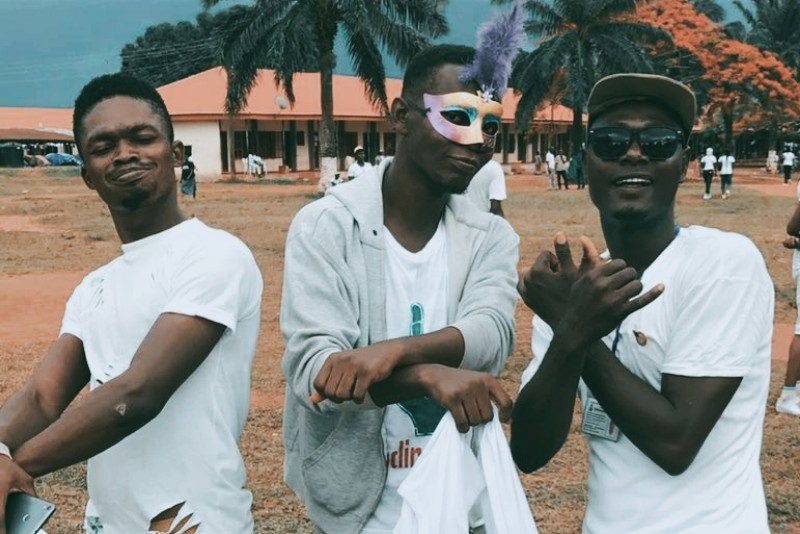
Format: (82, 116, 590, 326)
(390, 97, 410, 134)
(171, 140, 185, 167)
(80, 165, 96, 190)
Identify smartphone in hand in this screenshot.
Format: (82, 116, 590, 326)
(6, 493, 56, 534)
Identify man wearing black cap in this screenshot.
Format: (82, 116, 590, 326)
(512, 73, 772, 533)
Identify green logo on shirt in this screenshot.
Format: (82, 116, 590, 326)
(397, 302, 446, 436)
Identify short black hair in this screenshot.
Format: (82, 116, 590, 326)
(73, 73, 174, 156)
(402, 44, 476, 103)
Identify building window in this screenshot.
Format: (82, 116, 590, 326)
(296, 131, 305, 146)
(256, 131, 281, 158)
(234, 131, 247, 159)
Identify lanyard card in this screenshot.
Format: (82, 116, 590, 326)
(582, 397, 621, 442)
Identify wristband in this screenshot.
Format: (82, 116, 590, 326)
(0, 441, 11, 459)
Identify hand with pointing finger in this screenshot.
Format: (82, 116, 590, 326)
(556, 235, 664, 347)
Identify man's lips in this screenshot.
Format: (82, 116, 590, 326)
(110, 167, 150, 183)
(613, 176, 653, 186)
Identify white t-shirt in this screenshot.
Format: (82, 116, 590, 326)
(783, 151, 796, 167)
(545, 151, 555, 170)
(701, 154, 717, 171)
(348, 161, 374, 179)
(362, 222, 449, 534)
(522, 225, 772, 534)
(718, 155, 735, 175)
(60, 218, 263, 534)
(464, 160, 507, 213)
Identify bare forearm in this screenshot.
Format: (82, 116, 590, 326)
(390, 326, 465, 368)
(787, 204, 800, 235)
(510, 335, 586, 473)
(0, 388, 59, 451)
(369, 364, 433, 407)
(12, 382, 159, 478)
(581, 348, 694, 474)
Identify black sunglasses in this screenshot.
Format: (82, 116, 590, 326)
(587, 126, 684, 161)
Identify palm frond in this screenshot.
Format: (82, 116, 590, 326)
(522, 0, 564, 36)
(340, 6, 389, 113)
(371, 14, 433, 67)
(376, 0, 449, 38)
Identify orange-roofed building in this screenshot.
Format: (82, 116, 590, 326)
(0, 107, 75, 148)
(0, 69, 577, 175)
(157, 67, 575, 179)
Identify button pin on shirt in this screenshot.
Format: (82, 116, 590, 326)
(633, 330, 648, 346)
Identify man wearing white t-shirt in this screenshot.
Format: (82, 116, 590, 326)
(718, 148, 735, 199)
(700, 147, 717, 200)
(513, 74, 772, 533)
(0, 74, 263, 533)
(545, 147, 557, 190)
(782, 147, 796, 184)
(464, 159, 507, 216)
(348, 146, 374, 180)
(281, 43, 519, 534)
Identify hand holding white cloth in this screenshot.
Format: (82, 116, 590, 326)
(394, 408, 538, 534)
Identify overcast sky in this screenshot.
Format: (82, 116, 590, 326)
(0, 0, 740, 108)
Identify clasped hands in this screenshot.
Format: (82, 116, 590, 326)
(518, 232, 664, 345)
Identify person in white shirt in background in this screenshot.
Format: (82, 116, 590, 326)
(700, 147, 717, 200)
(718, 148, 735, 199)
(513, 73, 773, 534)
(778, 187, 800, 416)
(464, 159, 507, 217)
(348, 146, 373, 180)
(782, 147, 796, 185)
(545, 147, 557, 190)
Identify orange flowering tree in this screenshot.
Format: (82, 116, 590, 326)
(634, 0, 800, 147)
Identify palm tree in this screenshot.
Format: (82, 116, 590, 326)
(733, 0, 800, 79)
(202, 0, 448, 187)
(691, 0, 726, 23)
(493, 0, 670, 151)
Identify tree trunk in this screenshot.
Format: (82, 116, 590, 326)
(227, 114, 236, 179)
(570, 103, 583, 155)
(722, 112, 733, 148)
(769, 117, 779, 153)
(317, 3, 338, 192)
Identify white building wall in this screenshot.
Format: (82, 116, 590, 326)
(173, 122, 222, 181)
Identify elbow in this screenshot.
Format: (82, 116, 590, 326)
(660, 459, 692, 477)
(510, 444, 545, 474)
(651, 442, 699, 476)
(509, 424, 551, 474)
(107, 382, 165, 430)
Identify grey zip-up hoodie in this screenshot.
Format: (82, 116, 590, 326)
(280, 159, 519, 533)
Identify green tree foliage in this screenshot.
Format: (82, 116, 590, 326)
(494, 0, 670, 151)
(733, 0, 800, 79)
(203, 0, 448, 186)
(120, 6, 316, 88)
(691, 0, 726, 22)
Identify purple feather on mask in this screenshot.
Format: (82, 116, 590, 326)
(460, 1, 526, 102)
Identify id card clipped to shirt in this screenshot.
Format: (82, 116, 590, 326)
(582, 394, 620, 442)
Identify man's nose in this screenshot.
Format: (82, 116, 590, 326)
(114, 139, 139, 162)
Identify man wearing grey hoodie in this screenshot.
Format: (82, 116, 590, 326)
(280, 44, 519, 534)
